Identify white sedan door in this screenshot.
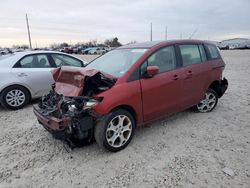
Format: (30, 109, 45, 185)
(11, 54, 55, 98)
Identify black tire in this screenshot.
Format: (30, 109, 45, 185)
(94, 109, 135, 152)
(0, 85, 30, 110)
(195, 89, 218, 113)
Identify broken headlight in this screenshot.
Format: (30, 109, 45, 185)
(84, 98, 102, 110)
(61, 97, 102, 114)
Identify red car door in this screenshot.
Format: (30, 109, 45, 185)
(178, 44, 211, 109)
(139, 46, 183, 122)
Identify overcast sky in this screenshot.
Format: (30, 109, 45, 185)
(0, 0, 249, 47)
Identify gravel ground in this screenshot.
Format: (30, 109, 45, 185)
(0, 51, 250, 188)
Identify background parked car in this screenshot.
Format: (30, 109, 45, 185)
(0, 51, 86, 110)
(72, 47, 82, 54)
(88, 47, 108, 55)
(81, 47, 95, 54)
(63, 47, 74, 54)
(0, 49, 9, 55)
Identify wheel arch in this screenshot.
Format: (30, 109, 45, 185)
(111, 105, 137, 126)
(208, 80, 223, 98)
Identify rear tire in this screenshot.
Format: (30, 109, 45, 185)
(94, 109, 135, 152)
(0, 85, 30, 110)
(195, 89, 218, 113)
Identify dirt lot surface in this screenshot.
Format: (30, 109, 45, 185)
(0, 51, 250, 188)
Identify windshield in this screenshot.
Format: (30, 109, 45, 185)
(86, 48, 148, 77)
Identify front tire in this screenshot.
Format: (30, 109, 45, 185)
(94, 109, 135, 152)
(195, 89, 218, 113)
(0, 85, 30, 110)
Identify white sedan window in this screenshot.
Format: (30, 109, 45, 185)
(51, 54, 82, 67)
(19, 55, 51, 68)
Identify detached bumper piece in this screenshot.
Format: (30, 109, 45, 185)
(218, 78, 228, 98)
(33, 92, 98, 148)
(34, 104, 72, 139)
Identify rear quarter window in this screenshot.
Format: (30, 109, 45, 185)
(205, 44, 221, 60)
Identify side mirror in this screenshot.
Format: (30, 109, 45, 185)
(144, 66, 159, 78)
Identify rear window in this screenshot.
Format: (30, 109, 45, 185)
(205, 44, 220, 60)
(179, 45, 202, 66)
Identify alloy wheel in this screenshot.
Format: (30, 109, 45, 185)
(106, 115, 132, 148)
(5, 89, 26, 107)
(197, 91, 217, 112)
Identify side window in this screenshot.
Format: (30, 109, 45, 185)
(179, 45, 202, 66)
(205, 44, 220, 60)
(198, 45, 207, 61)
(147, 46, 176, 73)
(18, 54, 51, 68)
(37, 55, 51, 67)
(51, 54, 82, 67)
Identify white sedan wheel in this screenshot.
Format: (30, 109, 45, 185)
(5, 89, 26, 107)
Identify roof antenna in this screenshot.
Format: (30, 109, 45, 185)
(189, 28, 198, 39)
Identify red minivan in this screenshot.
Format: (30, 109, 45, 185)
(33, 40, 228, 152)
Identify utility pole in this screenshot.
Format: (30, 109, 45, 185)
(26, 13, 32, 49)
(165, 25, 168, 40)
(150, 23, 152, 41)
(189, 28, 198, 39)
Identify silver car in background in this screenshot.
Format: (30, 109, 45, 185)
(0, 51, 85, 110)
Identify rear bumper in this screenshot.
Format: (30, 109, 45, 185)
(218, 77, 228, 98)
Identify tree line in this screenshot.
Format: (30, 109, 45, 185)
(50, 37, 122, 49)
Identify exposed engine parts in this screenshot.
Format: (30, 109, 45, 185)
(34, 68, 116, 148)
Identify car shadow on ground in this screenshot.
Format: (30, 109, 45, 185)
(71, 108, 196, 152)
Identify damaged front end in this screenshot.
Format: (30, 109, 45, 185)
(33, 67, 116, 146)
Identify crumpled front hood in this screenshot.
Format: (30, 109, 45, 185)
(51, 66, 116, 97)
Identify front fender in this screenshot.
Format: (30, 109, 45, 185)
(93, 81, 143, 125)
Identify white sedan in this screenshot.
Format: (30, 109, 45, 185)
(0, 51, 86, 110)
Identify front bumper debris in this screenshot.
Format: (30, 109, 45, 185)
(33, 104, 72, 139)
(33, 90, 100, 146)
(33, 67, 116, 148)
